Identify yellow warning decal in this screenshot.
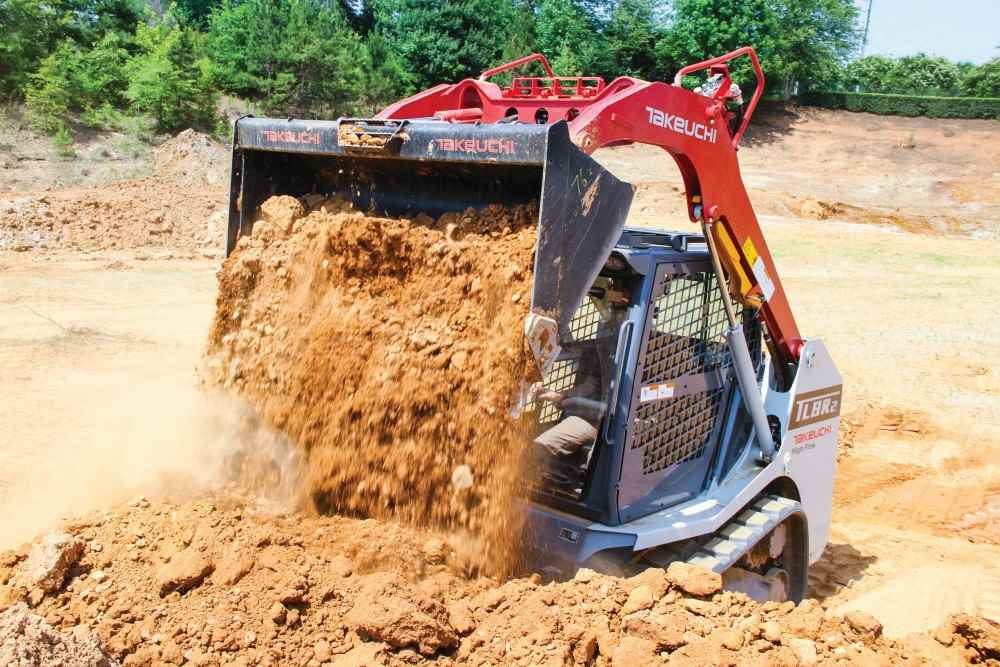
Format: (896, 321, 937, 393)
(741, 236, 759, 266)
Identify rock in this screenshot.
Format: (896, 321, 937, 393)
(574, 568, 597, 583)
(844, 610, 883, 637)
(949, 613, 1000, 661)
(259, 196, 305, 236)
(269, 602, 287, 625)
(450, 465, 474, 491)
(611, 635, 660, 667)
(0, 603, 119, 667)
(762, 620, 782, 643)
(332, 642, 386, 667)
(21, 532, 84, 593)
(90, 570, 107, 583)
(573, 630, 598, 664)
(155, 549, 214, 596)
(720, 628, 744, 651)
(933, 624, 954, 646)
(782, 598, 823, 639)
(449, 350, 468, 370)
(447, 601, 475, 635)
(625, 567, 669, 598)
(314, 639, 332, 662)
(621, 584, 654, 614)
(624, 610, 687, 651)
(667, 561, 722, 596)
(213, 550, 254, 586)
(681, 598, 715, 617)
(789, 637, 818, 665)
(345, 574, 458, 656)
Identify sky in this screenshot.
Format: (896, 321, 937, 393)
(858, 0, 999, 63)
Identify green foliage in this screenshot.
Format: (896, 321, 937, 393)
(358, 31, 408, 113)
(659, 0, 858, 97)
(843, 55, 895, 92)
(125, 18, 218, 131)
(0, 0, 143, 98)
(962, 58, 1000, 98)
(372, 0, 521, 93)
(845, 53, 962, 96)
(801, 91, 1000, 120)
(25, 43, 79, 132)
(536, 0, 607, 77)
(174, 0, 222, 26)
(207, 0, 367, 115)
(604, 0, 661, 80)
(25, 32, 131, 132)
(52, 123, 76, 158)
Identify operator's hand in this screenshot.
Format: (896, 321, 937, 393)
(530, 383, 564, 404)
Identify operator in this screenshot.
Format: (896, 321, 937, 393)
(532, 285, 631, 461)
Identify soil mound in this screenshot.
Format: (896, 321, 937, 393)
(0, 179, 226, 255)
(205, 196, 539, 574)
(1, 496, 994, 666)
(0, 602, 118, 667)
(153, 129, 229, 186)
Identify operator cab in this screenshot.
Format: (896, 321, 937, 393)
(528, 229, 763, 525)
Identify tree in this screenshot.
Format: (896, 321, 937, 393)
(535, 0, 608, 76)
(371, 0, 522, 92)
(0, 0, 142, 99)
(125, 16, 217, 130)
(25, 32, 131, 131)
(604, 0, 661, 80)
(174, 0, 222, 26)
(658, 0, 859, 96)
(962, 58, 1000, 98)
(843, 54, 896, 92)
(883, 53, 961, 96)
(208, 0, 367, 116)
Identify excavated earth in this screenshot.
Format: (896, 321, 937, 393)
(205, 195, 540, 575)
(2, 497, 998, 666)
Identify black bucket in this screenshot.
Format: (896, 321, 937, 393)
(227, 117, 635, 363)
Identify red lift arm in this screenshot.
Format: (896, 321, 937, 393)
(376, 48, 803, 367)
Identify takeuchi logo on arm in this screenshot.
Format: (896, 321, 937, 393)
(645, 106, 718, 144)
(262, 129, 321, 145)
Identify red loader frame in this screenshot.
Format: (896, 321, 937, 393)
(377, 47, 803, 368)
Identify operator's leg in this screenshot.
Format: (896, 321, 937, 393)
(534, 416, 598, 458)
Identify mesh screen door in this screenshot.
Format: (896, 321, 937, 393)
(618, 261, 738, 513)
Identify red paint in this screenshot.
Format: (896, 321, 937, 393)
(375, 48, 803, 365)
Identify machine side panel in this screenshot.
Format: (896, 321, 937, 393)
(766, 340, 841, 563)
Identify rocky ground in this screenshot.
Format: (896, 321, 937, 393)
(2, 497, 998, 666)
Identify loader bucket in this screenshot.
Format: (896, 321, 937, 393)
(227, 117, 634, 369)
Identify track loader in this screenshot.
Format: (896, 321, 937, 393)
(225, 47, 841, 602)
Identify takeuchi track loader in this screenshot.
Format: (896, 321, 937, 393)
(225, 48, 842, 602)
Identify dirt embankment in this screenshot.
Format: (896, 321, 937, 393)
(2, 497, 998, 667)
(0, 130, 228, 256)
(204, 195, 539, 575)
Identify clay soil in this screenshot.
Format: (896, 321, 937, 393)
(205, 195, 540, 575)
(2, 110, 1000, 666)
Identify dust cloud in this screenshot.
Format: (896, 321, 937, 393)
(0, 378, 302, 550)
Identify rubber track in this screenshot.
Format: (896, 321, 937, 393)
(684, 494, 801, 574)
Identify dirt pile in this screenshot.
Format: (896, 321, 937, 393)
(0, 603, 118, 667)
(0, 130, 228, 255)
(0, 179, 226, 255)
(205, 195, 539, 574)
(1, 496, 997, 666)
(153, 130, 229, 186)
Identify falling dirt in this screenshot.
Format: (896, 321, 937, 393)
(204, 195, 540, 575)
